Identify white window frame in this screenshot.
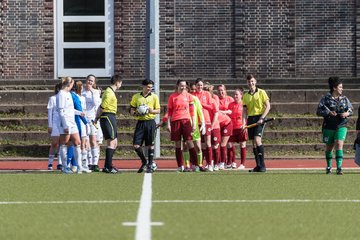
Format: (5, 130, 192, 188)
(55, 0, 114, 78)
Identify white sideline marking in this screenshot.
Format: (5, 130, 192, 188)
(2, 199, 360, 205)
(122, 173, 163, 240)
(0, 200, 140, 205)
(122, 222, 164, 227)
(135, 173, 153, 240)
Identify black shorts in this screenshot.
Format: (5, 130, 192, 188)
(100, 113, 117, 140)
(133, 119, 156, 146)
(247, 115, 266, 140)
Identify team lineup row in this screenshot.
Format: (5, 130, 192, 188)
(47, 74, 359, 174)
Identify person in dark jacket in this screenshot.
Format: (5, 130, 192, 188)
(316, 77, 353, 175)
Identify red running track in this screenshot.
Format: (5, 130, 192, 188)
(0, 158, 358, 171)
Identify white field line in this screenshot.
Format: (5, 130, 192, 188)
(135, 173, 153, 240)
(0, 200, 140, 205)
(2, 199, 360, 205)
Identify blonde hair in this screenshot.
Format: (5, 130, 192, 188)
(61, 76, 73, 88)
(203, 82, 214, 96)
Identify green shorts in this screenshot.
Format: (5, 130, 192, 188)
(322, 127, 347, 144)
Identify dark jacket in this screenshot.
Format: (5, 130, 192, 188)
(316, 92, 353, 130)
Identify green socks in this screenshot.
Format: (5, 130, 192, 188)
(335, 150, 343, 169)
(325, 151, 332, 168)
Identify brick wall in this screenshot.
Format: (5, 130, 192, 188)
(0, 0, 54, 79)
(235, 0, 295, 79)
(295, 0, 356, 77)
(0, 0, 358, 80)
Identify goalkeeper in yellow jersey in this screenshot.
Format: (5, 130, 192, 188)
(183, 83, 206, 172)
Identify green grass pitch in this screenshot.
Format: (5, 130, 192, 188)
(1, 171, 360, 240)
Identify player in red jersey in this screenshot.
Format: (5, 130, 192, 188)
(206, 83, 233, 170)
(217, 84, 234, 114)
(167, 80, 197, 172)
(228, 88, 248, 169)
(217, 84, 236, 168)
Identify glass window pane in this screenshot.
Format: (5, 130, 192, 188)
(64, 0, 104, 16)
(64, 22, 104, 42)
(64, 49, 105, 68)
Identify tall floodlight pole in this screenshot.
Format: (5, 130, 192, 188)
(145, 0, 160, 158)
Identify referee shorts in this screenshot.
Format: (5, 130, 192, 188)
(247, 115, 265, 140)
(133, 119, 156, 146)
(100, 113, 117, 140)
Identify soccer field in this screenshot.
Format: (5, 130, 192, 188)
(1, 171, 360, 240)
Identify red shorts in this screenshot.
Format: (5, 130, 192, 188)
(221, 121, 233, 137)
(229, 128, 248, 143)
(211, 128, 221, 145)
(200, 124, 212, 143)
(204, 123, 212, 136)
(170, 119, 193, 141)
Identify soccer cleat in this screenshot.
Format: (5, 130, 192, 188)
(88, 165, 94, 171)
(93, 165, 100, 172)
(137, 164, 147, 173)
(213, 164, 219, 171)
(226, 164, 232, 169)
(231, 162, 237, 169)
(207, 165, 214, 172)
(71, 166, 77, 173)
(177, 166, 185, 172)
(199, 166, 207, 172)
(47, 164, 53, 170)
(249, 167, 260, 172)
(81, 167, 92, 173)
(258, 167, 266, 172)
(219, 162, 225, 170)
(56, 164, 63, 170)
(146, 167, 154, 173)
(326, 167, 332, 174)
(336, 168, 343, 175)
(183, 167, 191, 172)
(194, 166, 200, 172)
(110, 167, 119, 174)
(237, 164, 245, 170)
(102, 167, 118, 174)
(62, 167, 73, 174)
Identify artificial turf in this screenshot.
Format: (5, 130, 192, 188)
(0, 171, 360, 240)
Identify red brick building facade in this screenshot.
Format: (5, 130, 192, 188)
(0, 0, 358, 80)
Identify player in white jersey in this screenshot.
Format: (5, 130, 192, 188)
(47, 83, 63, 170)
(82, 74, 102, 171)
(57, 77, 83, 174)
(73, 81, 92, 173)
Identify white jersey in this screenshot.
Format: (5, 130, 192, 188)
(82, 88, 101, 120)
(80, 95, 87, 113)
(47, 95, 60, 128)
(56, 90, 76, 130)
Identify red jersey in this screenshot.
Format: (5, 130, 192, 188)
(214, 95, 231, 127)
(228, 101, 245, 129)
(218, 95, 234, 111)
(209, 96, 220, 129)
(167, 92, 195, 122)
(192, 90, 213, 124)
